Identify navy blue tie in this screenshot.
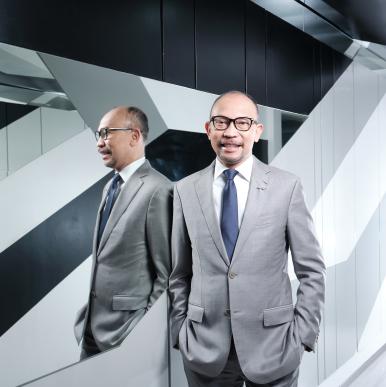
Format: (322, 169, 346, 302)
(98, 173, 122, 246)
(221, 169, 239, 260)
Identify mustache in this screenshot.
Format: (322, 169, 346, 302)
(98, 149, 111, 155)
(219, 140, 242, 146)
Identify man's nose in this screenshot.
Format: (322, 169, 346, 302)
(223, 121, 238, 136)
(97, 136, 105, 147)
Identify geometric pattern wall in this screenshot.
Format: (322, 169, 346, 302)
(0, 0, 351, 116)
(0, 105, 85, 179)
(272, 62, 386, 386)
(0, 128, 110, 386)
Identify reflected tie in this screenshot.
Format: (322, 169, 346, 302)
(221, 169, 239, 260)
(98, 173, 122, 246)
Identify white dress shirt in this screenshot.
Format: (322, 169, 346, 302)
(213, 156, 253, 228)
(116, 156, 146, 187)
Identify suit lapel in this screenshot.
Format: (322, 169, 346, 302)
(96, 161, 149, 255)
(195, 162, 229, 266)
(89, 181, 110, 288)
(93, 184, 109, 256)
(231, 157, 271, 264)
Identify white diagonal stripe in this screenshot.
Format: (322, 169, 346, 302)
(0, 130, 107, 253)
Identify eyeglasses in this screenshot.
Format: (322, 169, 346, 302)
(95, 127, 133, 141)
(210, 116, 257, 132)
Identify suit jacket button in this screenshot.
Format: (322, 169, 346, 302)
(224, 309, 231, 318)
(228, 271, 237, 279)
(91, 290, 96, 298)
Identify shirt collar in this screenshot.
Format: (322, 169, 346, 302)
(116, 157, 146, 183)
(214, 155, 253, 182)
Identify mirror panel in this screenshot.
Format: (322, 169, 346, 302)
(0, 43, 307, 387)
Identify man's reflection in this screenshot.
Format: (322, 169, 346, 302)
(74, 106, 172, 359)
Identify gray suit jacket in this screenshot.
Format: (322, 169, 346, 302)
(75, 160, 173, 351)
(169, 157, 325, 384)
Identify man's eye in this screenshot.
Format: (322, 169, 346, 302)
(237, 120, 249, 125)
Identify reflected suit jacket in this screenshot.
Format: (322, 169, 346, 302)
(75, 160, 172, 351)
(169, 157, 325, 384)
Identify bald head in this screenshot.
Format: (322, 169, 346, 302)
(96, 105, 149, 171)
(210, 91, 259, 120)
(102, 106, 149, 141)
(205, 90, 264, 168)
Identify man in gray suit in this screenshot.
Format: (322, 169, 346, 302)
(169, 91, 325, 386)
(75, 106, 172, 359)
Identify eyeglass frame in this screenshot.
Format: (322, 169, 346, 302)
(210, 115, 258, 132)
(95, 127, 134, 141)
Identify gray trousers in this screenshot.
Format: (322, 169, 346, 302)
(183, 339, 299, 387)
(79, 321, 101, 360)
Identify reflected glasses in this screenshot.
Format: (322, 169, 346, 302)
(95, 127, 133, 141)
(211, 116, 257, 132)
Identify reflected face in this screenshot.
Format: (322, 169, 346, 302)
(96, 108, 134, 171)
(205, 93, 263, 168)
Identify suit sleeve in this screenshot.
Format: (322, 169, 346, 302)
(146, 181, 173, 309)
(287, 179, 326, 351)
(168, 184, 192, 349)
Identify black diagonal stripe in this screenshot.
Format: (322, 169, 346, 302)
(0, 172, 112, 336)
(0, 102, 38, 130)
(0, 102, 5, 129)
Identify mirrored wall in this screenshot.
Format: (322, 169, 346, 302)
(0, 42, 307, 387)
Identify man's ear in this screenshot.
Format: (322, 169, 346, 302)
(205, 121, 211, 138)
(254, 123, 264, 143)
(130, 128, 141, 144)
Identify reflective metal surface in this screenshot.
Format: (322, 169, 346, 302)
(0, 43, 74, 109)
(251, 0, 386, 71)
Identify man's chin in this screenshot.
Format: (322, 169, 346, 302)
(103, 160, 114, 169)
(218, 154, 242, 168)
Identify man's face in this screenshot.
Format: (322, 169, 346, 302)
(96, 109, 133, 171)
(205, 93, 263, 168)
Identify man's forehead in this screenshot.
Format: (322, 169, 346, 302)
(212, 95, 257, 116)
(99, 109, 128, 127)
